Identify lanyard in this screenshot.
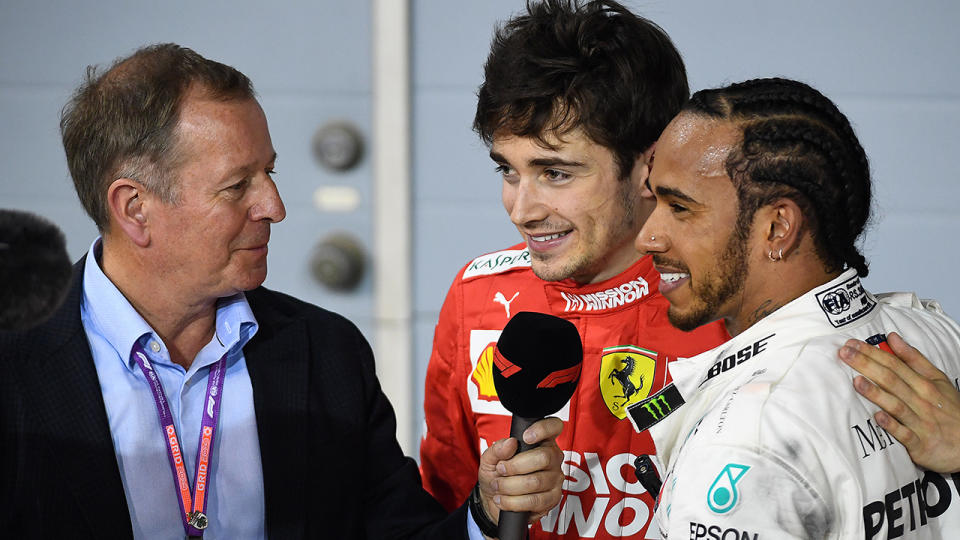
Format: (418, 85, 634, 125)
(131, 340, 227, 537)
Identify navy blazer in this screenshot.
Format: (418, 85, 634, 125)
(0, 259, 468, 539)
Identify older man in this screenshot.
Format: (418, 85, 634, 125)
(0, 43, 562, 539)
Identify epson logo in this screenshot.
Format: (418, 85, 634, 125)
(560, 278, 649, 312)
(688, 522, 759, 540)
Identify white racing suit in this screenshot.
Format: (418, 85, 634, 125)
(631, 270, 960, 539)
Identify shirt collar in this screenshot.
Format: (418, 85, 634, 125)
(543, 254, 660, 314)
(668, 268, 872, 397)
(81, 237, 259, 372)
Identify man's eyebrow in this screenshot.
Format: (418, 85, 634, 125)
(528, 157, 586, 168)
(487, 150, 585, 169)
(224, 152, 278, 180)
(655, 185, 699, 204)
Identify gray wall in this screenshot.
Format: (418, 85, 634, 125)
(2, 0, 959, 452)
(0, 0, 377, 335)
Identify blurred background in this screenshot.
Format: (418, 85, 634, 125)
(2, 0, 958, 456)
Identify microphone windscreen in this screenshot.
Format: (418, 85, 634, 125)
(493, 311, 583, 418)
(0, 209, 72, 331)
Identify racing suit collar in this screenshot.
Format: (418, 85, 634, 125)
(544, 254, 660, 315)
(668, 268, 872, 400)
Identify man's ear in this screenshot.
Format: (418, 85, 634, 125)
(636, 143, 657, 197)
(106, 178, 150, 247)
(762, 197, 804, 262)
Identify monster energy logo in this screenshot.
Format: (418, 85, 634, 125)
(627, 383, 685, 432)
(642, 394, 672, 419)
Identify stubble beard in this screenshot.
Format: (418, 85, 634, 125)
(667, 225, 748, 332)
(529, 179, 639, 283)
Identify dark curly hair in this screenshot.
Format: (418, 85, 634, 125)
(685, 77, 872, 276)
(474, 0, 688, 179)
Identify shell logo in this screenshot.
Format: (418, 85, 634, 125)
(470, 342, 500, 401)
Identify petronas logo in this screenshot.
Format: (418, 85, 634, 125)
(707, 463, 750, 514)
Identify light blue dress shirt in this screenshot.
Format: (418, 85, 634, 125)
(81, 239, 266, 539)
(81, 238, 488, 539)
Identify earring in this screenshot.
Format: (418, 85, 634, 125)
(768, 248, 783, 262)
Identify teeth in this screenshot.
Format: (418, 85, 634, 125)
(660, 272, 689, 283)
(531, 232, 568, 242)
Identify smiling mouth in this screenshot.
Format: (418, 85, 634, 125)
(530, 231, 570, 242)
(659, 271, 689, 283)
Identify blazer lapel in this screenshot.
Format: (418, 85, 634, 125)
(244, 289, 311, 538)
(12, 259, 131, 535)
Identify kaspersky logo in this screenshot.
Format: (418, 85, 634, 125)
(599, 345, 656, 419)
(707, 463, 750, 514)
(471, 342, 500, 402)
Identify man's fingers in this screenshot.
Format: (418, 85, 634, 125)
(873, 410, 920, 450)
(852, 375, 916, 426)
(495, 485, 563, 515)
(480, 437, 519, 469)
(521, 417, 563, 445)
(495, 470, 556, 496)
(888, 332, 950, 381)
(497, 443, 563, 477)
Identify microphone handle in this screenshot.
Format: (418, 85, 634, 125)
(497, 415, 540, 540)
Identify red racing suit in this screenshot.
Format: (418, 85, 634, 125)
(420, 243, 728, 539)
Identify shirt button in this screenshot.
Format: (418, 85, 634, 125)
(150, 341, 161, 353)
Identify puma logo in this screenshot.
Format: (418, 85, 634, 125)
(493, 291, 520, 318)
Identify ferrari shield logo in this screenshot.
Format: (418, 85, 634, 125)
(599, 345, 657, 419)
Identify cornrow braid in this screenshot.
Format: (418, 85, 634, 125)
(684, 78, 872, 276)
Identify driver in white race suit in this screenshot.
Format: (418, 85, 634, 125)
(629, 78, 960, 539)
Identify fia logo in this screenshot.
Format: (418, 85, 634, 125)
(821, 289, 851, 315)
(493, 291, 520, 318)
(707, 463, 750, 514)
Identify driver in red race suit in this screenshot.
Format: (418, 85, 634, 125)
(419, 2, 727, 537)
(422, 244, 727, 537)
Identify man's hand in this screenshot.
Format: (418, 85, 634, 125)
(839, 332, 960, 473)
(476, 417, 564, 526)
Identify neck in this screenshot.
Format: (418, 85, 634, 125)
(101, 237, 216, 369)
(725, 248, 840, 337)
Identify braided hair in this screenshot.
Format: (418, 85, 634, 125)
(685, 78, 872, 276)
